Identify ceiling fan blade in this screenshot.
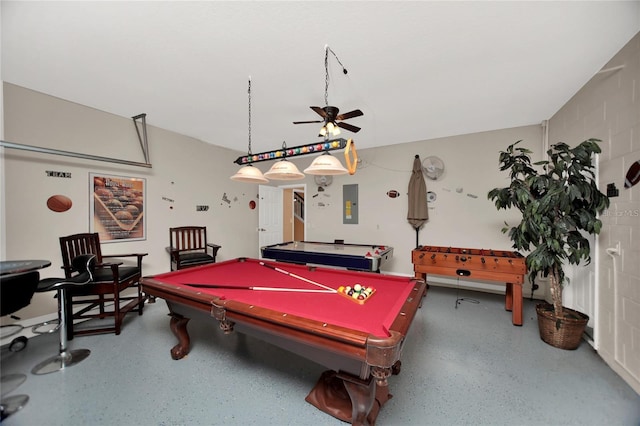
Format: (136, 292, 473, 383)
(293, 120, 323, 124)
(310, 106, 328, 118)
(336, 109, 363, 121)
(337, 121, 361, 133)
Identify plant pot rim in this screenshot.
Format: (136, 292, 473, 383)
(536, 303, 589, 323)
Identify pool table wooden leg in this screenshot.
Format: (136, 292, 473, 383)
(169, 313, 190, 360)
(340, 374, 376, 426)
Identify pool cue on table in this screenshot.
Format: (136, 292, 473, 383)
(259, 262, 337, 293)
(183, 283, 335, 293)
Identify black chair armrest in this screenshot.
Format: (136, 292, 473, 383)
(103, 253, 147, 269)
(102, 253, 148, 259)
(206, 243, 221, 259)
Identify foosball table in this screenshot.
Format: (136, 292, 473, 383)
(412, 245, 527, 325)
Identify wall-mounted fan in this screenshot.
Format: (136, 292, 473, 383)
(422, 156, 445, 180)
(314, 175, 333, 191)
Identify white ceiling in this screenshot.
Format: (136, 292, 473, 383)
(2, 1, 639, 155)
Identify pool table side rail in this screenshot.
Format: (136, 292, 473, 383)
(142, 277, 372, 348)
(366, 279, 426, 367)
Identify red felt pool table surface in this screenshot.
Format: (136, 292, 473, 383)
(147, 257, 416, 338)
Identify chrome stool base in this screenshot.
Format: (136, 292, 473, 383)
(1, 374, 26, 396)
(1, 373, 29, 419)
(0, 324, 24, 340)
(32, 349, 91, 375)
(0, 394, 29, 420)
(31, 319, 60, 335)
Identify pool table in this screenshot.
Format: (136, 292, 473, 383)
(260, 241, 393, 272)
(141, 257, 426, 424)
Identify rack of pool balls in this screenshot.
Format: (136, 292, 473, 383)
(337, 284, 375, 304)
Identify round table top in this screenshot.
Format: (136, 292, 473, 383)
(0, 259, 52, 276)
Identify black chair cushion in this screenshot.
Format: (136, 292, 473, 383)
(178, 253, 214, 266)
(92, 266, 140, 283)
(1, 271, 40, 315)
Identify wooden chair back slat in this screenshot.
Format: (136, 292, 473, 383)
(60, 233, 104, 276)
(171, 227, 207, 251)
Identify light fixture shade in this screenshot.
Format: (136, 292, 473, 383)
(264, 160, 305, 180)
(230, 165, 269, 183)
(319, 122, 340, 137)
(304, 153, 348, 175)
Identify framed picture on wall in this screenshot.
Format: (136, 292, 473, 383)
(90, 173, 146, 242)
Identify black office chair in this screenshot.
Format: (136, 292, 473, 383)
(0, 270, 40, 421)
(1, 270, 39, 341)
(31, 254, 96, 375)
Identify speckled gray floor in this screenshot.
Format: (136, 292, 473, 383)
(1, 286, 639, 426)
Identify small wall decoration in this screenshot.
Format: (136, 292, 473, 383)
(47, 194, 72, 212)
(624, 160, 640, 188)
(46, 170, 72, 178)
(90, 173, 146, 242)
(386, 190, 400, 198)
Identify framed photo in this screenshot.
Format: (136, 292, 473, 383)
(90, 173, 146, 242)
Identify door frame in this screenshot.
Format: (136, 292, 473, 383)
(258, 183, 307, 256)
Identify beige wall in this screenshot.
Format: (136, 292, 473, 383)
(548, 32, 640, 394)
(1, 83, 260, 319)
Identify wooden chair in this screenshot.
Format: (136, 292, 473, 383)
(168, 226, 221, 271)
(59, 233, 147, 339)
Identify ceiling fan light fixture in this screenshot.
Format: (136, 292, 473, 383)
(230, 164, 269, 183)
(319, 121, 341, 137)
(304, 152, 348, 175)
(264, 159, 305, 180)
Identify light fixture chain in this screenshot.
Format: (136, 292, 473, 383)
(324, 46, 348, 108)
(247, 78, 252, 155)
(324, 48, 329, 107)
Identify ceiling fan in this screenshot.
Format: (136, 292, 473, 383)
(294, 106, 363, 135)
(293, 46, 364, 137)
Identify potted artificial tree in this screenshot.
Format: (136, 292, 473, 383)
(488, 138, 610, 349)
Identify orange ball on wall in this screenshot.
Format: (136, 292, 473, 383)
(47, 195, 73, 212)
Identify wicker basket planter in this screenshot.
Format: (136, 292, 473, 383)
(536, 303, 589, 350)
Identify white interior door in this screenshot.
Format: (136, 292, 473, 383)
(258, 185, 283, 257)
(564, 233, 596, 340)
